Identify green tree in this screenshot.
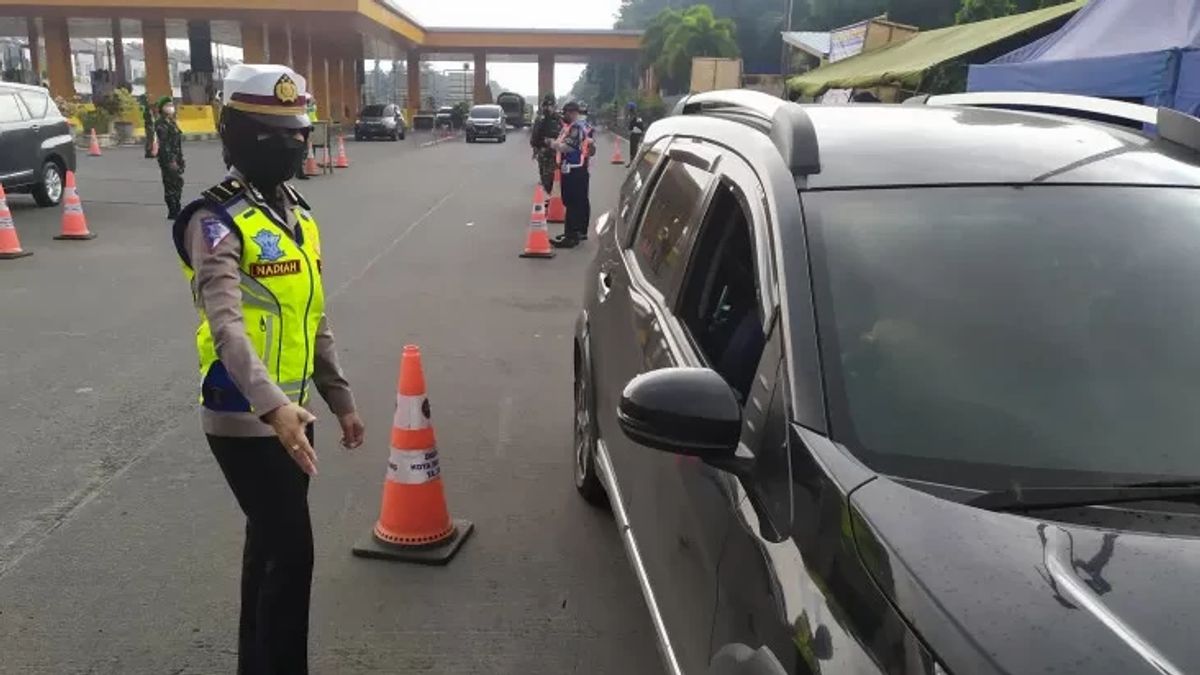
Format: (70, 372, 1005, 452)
(956, 0, 1017, 23)
(656, 5, 740, 89)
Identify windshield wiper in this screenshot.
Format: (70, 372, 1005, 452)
(967, 480, 1200, 512)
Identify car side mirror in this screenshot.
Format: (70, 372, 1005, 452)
(618, 368, 741, 458)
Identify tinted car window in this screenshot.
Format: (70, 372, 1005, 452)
(361, 105, 385, 117)
(470, 107, 501, 119)
(18, 92, 48, 119)
(0, 93, 24, 123)
(618, 138, 664, 233)
(806, 186, 1200, 488)
(633, 160, 712, 295)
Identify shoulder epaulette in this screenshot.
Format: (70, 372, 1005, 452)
(201, 177, 248, 206)
(282, 183, 311, 210)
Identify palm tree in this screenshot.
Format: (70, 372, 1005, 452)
(658, 5, 740, 90)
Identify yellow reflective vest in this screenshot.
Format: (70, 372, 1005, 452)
(173, 179, 325, 412)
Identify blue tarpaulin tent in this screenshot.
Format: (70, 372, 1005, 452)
(968, 0, 1200, 113)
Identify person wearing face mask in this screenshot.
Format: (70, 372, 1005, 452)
(170, 64, 365, 675)
(155, 96, 185, 219)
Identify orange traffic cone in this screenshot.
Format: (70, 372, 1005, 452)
(150, 132, 159, 158)
(334, 135, 350, 168)
(547, 191, 566, 223)
(610, 137, 624, 164)
(0, 184, 32, 259)
(304, 141, 319, 176)
(520, 185, 555, 259)
(87, 129, 102, 157)
(352, 345, 474, 565)
(54, 171, 95, 240)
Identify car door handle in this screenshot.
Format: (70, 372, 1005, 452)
(597, 271, 613, 303)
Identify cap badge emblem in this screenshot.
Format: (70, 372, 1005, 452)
(274, 75, 299, 104)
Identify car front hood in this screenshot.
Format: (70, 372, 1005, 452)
(850, 478, 1200, 675)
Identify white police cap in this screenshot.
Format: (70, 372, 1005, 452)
(222, 64, 311, 129)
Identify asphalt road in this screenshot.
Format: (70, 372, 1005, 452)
(0, 129, 661, 674)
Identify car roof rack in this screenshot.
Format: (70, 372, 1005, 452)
(673, 90, 821, 176)
(914, 91, 1200, 154)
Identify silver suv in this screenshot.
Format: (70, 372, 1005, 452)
(465, 104, 506, 143)
(354, 103, 406, 141)
(0, 82, 76, 207)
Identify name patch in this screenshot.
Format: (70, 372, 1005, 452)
(250, 259, 300, 277)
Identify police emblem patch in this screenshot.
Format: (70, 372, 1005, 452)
(274, 75, 299, 104)
(252, 229, 285, 262)
(201, 216, 231, 251)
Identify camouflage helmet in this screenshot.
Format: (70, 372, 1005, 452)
(541, 93, 556, 107)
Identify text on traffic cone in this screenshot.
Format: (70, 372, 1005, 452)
(55, 171, 96, 241)
(352, 345, 473, 564)
(0, 183, 32, 259)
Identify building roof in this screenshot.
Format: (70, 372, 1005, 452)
(782, 31, 831, 59)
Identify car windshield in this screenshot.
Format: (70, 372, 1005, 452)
(805, 186, 1200, 490)
(471, 107, 500, 119)
(361, 105, 386, 117)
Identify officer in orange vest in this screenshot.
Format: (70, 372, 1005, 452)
(550, 101, 594, 248)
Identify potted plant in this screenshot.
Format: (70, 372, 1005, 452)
(95, 90, 139, 145)
(78, 107, 114, 147)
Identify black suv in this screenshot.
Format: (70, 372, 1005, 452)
(573, 90, 1200, 675)
(0, 82, 75, 206)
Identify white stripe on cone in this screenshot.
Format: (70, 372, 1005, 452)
(393, 393, 430, 431)
(386, 447, 441, 484)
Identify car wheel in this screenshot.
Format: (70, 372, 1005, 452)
(399, 131, 406, 140)
(574, 354, 607, 506)
(500, 135, 507, 143)
(391, 130, 399, 141)
(466, 136, 475, 143)
(32, 160, 64, 207)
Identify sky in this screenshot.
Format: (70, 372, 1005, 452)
(399, 0, 625, 97)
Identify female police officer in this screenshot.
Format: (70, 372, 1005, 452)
(170, 64, 364, 674)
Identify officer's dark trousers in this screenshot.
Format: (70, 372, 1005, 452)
(629, 133, 641, 163)
(160, 165, 184, 218)
(561, 169, 591, 239)
(208, 429, 314, 675)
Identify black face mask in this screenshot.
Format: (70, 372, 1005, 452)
(229, 134, 306, 190)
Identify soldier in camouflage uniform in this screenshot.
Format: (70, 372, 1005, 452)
(155, 96, 185, 220)
(529, 93, 562, 199)
(140, 94, 156, 158)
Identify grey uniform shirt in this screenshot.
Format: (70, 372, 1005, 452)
(183, 186, 355, 437)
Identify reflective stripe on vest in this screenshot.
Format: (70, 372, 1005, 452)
(560, 120, 590, 173)
(176, 196, 325, 412)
